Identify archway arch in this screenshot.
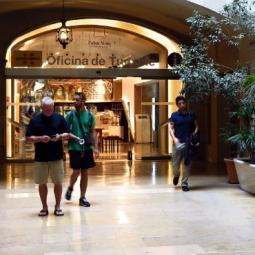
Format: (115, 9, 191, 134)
(6, 18, 180, 66)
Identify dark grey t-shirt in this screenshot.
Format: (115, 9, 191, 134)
(169, 111, 196, 143)
(26, 112, 69, 161)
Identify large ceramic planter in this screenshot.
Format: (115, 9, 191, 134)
(234, 159, 255, 194)
(224, 158, 239, 184)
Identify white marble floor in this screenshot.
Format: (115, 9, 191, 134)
(0, 160, 255, 255)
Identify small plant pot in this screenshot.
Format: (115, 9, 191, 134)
(234, 159, 255, 194)
(224, 158, 239, 184)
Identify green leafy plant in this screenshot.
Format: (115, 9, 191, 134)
(175, 0, 255, 161)
(227, 75, 255, 162)
(227, 111, 255, 160)
(227, 129, 255, 162)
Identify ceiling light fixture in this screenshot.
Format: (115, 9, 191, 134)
(56, 0, 73, 49)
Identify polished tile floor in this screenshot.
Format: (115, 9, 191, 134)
(0, 160, 255, 255)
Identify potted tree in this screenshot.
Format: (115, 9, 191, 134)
(175, 0, 255, 185)
(227, 75, 255, 193)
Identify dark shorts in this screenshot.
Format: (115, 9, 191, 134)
(69, 149, 96, 170)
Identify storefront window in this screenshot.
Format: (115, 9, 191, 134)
(6, 78, 177, 160)
(6, 78, 125, 160)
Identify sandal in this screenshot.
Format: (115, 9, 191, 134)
(38, 209, 48, 217)
(54, 209, 64, 216)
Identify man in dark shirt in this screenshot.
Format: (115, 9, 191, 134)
(26, 96, 71, 216)
(169, 96, 198, 191)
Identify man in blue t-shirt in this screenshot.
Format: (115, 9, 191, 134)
(169, 96, 199, 191)
(26, 97, 71, 216)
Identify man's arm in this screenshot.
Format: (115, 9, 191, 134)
(64, 133, 80, 142)
(27, 132, 82, 143)
(90, 128, 98, 149)
(51, 114, 79, 142)
(169, 122, 180, 145)
(26, 135, 50, 143)
(193, 120, 199, 134)
(51, 132, 85, 143)
(90, 113, 99, 156)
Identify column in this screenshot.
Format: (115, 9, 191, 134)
(0, 56, 7, 162)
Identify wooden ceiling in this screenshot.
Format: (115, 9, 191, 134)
(0, 0, 217, 45)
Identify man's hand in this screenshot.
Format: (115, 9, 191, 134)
(93, 148, 100, 159)
(69, 133, 81, 143)
(60, 133, 71, 140)
(50, 134, 61, 142)
(40, 135, 51, 143)
(174, 138, 180, 145)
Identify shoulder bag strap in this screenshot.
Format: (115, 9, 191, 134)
(75, 111, 88, 151)
(75, 111, 87, 138)
(68, 110, 74, 132)
(88, 111, 93, 131)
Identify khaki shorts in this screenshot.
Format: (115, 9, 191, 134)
(34, 160, 64, 184)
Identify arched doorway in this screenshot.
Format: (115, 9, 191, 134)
(5, 19, 182, 161)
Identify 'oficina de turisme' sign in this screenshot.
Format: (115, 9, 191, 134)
(46, 53, 123, 67)
(12, 51, 157, 68)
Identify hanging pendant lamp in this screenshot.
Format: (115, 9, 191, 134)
(56, 0, 73, 49)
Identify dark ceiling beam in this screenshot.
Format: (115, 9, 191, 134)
(5, 67, 180, 80)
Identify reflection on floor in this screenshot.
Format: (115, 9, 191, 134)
(11, 142, 169, 161)
(97, 142, 171, 160)
(0, 160, 255, 255)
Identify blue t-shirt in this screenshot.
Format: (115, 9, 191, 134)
(26, 112, 69, 162)
(169, 111, 196, 143)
